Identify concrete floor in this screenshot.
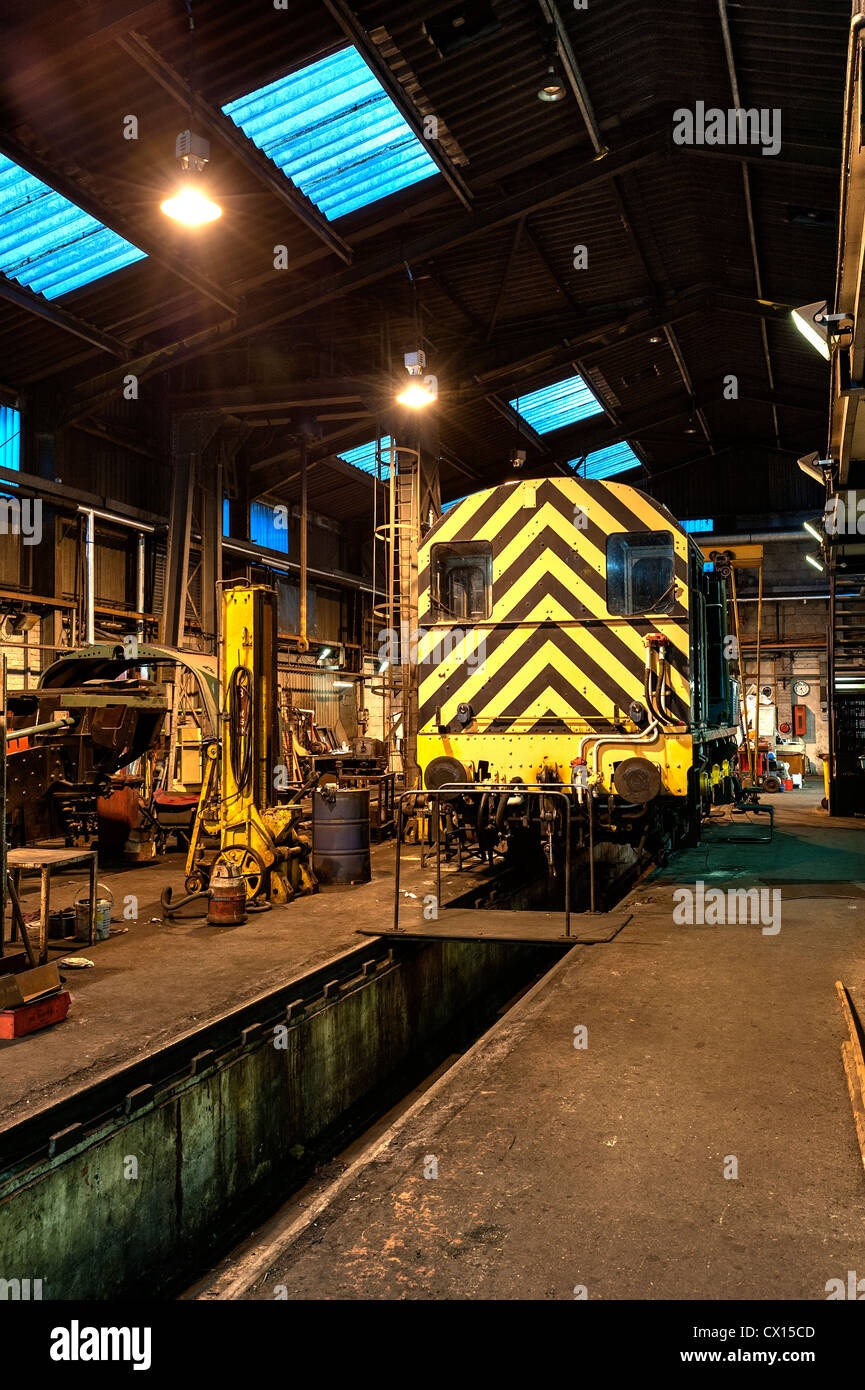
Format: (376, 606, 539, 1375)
(0, 842, 421, 1128)
(196, 784, 865, 1301)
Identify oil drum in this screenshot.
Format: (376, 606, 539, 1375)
(313, 787, 371, 884)
(207, 859, 248, 925)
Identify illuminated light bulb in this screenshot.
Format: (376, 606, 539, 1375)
(161, 185, 222, 225)
(396, 381, 436, 408)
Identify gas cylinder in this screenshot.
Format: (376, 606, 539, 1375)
(207, 859, 247, 925)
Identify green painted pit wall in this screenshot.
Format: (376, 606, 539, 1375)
(1, 939, 549, 1299)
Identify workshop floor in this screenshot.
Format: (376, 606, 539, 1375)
(193, 784, 865, 1301)
(0, 843, 411, 1127)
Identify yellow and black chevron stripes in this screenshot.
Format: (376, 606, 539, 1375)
(418, 620, 685, 731)
(417, 477, 693, 733)
(420, 478, 690, 624)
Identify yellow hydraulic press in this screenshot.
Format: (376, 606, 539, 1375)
(183, 583, 316, 903)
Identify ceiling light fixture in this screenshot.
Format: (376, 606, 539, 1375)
(396, 350, 437, 408)
(161, 130, 222, 226)
(537, 60, 566, 102)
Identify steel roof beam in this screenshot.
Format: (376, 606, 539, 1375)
(0, 273, 130, 359)
(320, 0, 473, 211)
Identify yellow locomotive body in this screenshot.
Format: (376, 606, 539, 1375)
(416, 476, 739, 853)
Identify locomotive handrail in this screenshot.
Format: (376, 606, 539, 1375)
(392, 784, 578, 938)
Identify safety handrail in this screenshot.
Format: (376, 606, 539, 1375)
(392, 783, 578, 938)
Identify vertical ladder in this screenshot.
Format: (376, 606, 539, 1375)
(373, 445, 421, 787)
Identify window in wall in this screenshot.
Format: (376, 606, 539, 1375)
(606, 531, 676, 615)
(250, 501, 289, 554)
(0, 405, 21, 472)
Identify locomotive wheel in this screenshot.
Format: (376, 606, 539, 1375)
(214, 846, 267, 900)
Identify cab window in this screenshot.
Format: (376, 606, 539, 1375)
(431, 541, 492, 620)
(606, 531, 675, 615)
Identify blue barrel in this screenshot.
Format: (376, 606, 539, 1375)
(313, 788, 371, 885)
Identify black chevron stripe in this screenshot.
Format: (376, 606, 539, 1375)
(491, 571, 647, 684)
(494, 523, 606, 611)
(417, 623, 514, 724)
(497, 662, 604, 722)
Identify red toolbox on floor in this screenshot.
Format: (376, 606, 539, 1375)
(0, 990, 70, 1038)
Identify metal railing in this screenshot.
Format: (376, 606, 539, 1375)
(393, 783, 581, 937)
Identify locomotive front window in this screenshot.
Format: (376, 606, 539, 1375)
(606, 531, 675, 615)
(431, 541, 493, 621)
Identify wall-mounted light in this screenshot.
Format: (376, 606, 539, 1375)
(396, 350, 437, 408)
(805, 553, 825, 572)
(791, 301, 853, 360)
(802, 520, 823, 543)
(317, 648, 332, 663)
(161, 131, 222, 225)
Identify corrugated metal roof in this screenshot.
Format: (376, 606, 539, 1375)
(339, 435, 392, 476)
(0, 154, 146, 299)
(510, 374, 605, 434)
(0, 404, 21, 470)
(222, 46, 439, 221)
(573, 440, 642, 480)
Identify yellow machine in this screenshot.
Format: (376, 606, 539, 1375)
(183, 584, 316, 903)
(415, 477, 742, 884)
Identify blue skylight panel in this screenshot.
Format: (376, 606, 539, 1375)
(571, 440, 642, 480)
(0, 155, 146, 299)
(222, 48, 439, 221)
(509, 374, 605, 435)
(339, 436, 392, 478)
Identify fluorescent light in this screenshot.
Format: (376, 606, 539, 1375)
(803, 520, 823, 542)
(805, 553, 824, 572)
(161, 185, 222, 225)
(317, 648, 332, 662)
(333, 680, 353, 690)
(791, 301, 830, 359)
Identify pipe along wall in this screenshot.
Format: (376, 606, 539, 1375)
(0, 938, 553, 1299)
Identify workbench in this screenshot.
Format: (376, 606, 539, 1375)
(5, 848, 98, 964)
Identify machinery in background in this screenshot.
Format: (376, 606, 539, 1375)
(4, 662, 169, 847)
(180, 584, 317, 903)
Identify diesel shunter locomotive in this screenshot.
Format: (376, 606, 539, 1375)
(415, 476, 740, 900)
